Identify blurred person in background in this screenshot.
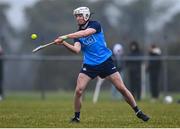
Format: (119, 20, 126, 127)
(147, 44, 162, 101)
(111, 43, 125, 100)
(54, 7, 149, 123)
(127, 41, 142, 101)
(0, 44, 3, 101)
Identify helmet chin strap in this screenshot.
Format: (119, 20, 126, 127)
(79, 20, 89, 30)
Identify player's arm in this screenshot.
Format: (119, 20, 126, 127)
(54, 28, 96, 44)
(62, 41, 81, 54)
(54, 28, 96, 53)
(65, 28, 96, 39)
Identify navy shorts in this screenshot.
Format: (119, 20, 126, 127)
(80, 57, 118, 79)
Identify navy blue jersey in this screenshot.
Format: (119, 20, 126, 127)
(74, 21, 112, 65)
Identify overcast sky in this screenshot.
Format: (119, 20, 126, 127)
(1, 0, 180, 32)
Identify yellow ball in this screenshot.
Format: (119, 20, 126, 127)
(31, 34, 38, 40)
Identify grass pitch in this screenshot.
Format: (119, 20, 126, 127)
(0, 91, 179, 128)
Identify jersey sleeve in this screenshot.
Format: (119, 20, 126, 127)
(88, 21, 101, 33)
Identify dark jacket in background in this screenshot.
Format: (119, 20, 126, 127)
(127, 41, 142, 100)
(147, 46, 162, 99)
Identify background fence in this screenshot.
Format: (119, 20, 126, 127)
(1, 55, 180, 100)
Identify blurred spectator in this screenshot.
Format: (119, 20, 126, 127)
(0, 45, 3, 101)
(127, 41, 142, 101)
(111, 43, 125, 100)
(147, 44, 162, 100)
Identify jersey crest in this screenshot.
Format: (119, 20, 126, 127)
(80, 35, 96, 46)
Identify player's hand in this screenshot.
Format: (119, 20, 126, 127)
(54, 38, 63, 45)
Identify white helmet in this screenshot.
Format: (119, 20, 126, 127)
(73, 7, 90, 21)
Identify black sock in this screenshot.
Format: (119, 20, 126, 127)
(133, 106, 140, 113)
(75, 112, 80, 119)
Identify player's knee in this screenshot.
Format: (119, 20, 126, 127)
(75, 88, 83, 97)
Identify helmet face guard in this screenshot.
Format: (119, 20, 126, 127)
(73, 7, 90, 21)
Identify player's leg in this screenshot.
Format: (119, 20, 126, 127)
(106, 72, 150, 122)
(71, 73, 91, 122)
(107, 72, 136, 107)
(74, 73, 91, 112)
